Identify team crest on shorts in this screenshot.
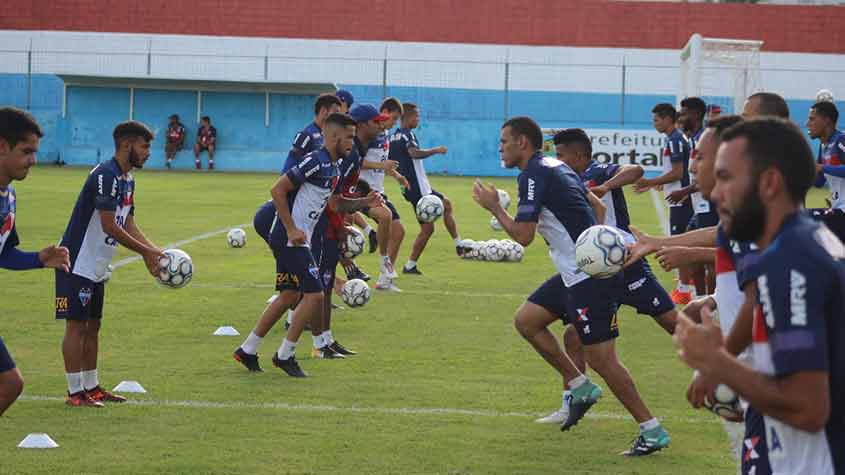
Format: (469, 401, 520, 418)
(309, 265, 320, 281)
(78, 287, 93, 307)
(322, 270, 333, 287)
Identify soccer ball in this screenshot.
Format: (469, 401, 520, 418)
(817, 88, 835, 103)
(157, 249, 193, 289)
(705, 384, 743, 421)
(574, 225, 628, 278)
(502, 240, 524, 262)
(102, 264, 114, 283)
(497, 189, 511, 209)
(341, 278, 371, 308)
(485, 241, 506, 262)
(339, 227, 366, 259)
(227, 228, 247, 248)
(416, 194, 444, 223)
(490, 216, 503, 231)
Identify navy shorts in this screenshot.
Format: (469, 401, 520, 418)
(313, 234, 340, 293)
(403, 189, 445, 224)
(669, 203, 694, 236)
(254, 202, 323, 294)
(527, 275, 570, 321)
(0, 337, 15, 373)
(742, 406, 772, 475)
(363, 193, 401, 221)
(564, 274, 624, 346)
(55, 271, 105, 321)
(687, 210, 719, 231)
(620, 259, 675, 318)
(808, 208, 845, 244)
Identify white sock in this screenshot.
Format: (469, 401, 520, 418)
(277, 339, 297, 360)
(287, 308, 296, 326)
(82, 369, 99, 391)
(453, 236, 462, 245)
(562, 390, 571, 409)
(322, 330, 334, 345)
(405, 260, 417, 269)
(241, 331, 263, 355)
(567, 374, 587, 390)
(312, 333, 325, 349)
(363, 225, 373, 235)
(381, 255, 391, 265)
(640, 417, 660, 432)
(66, 372, 84, 394)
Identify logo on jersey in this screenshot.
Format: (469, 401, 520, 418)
(743, 436, 760, 462)
(576, 307, 589, 322)
(628, 277, 646, 292)
(0, 212, 14, 239)
(527, 178, 536, 201)
(78, 287, 93, 307)
(122, 190, 134, 207)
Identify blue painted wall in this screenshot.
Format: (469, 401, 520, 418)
(0, 74, 830, 177)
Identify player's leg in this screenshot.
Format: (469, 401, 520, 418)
(404, 221, 433, 274)
(81, 283, 124, 402)
(0, 338, 23, 416)
(435, 191, 467, 256)
(351, 212, 377, 253)
(56, 273, 103, 407)
(193, 143, 202, 169)
(562, 324, 586, 374)
(165, 143, 175, 169)
(513, 302, 583, 384)
(669, 205, 695, 304)
(619, 258, 677, 335)
(388, 218, 405, 267)
(207, 144, 215, 170)
(313, 238, 348, 358)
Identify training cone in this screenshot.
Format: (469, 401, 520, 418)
(213, 326, 240, 336)
(112, 381, 146, 393)
(18, 433, 59, 449)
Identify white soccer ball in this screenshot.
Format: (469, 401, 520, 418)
(497, 189, 511, 210)
(705, 384, 743, 421)
(490, 216, 503, 232)
(341, 278, 371, 308)
(485, 241, 506, 262)
(817, 88, 835, 103)
(227, 228, 247, 248)
(157, 249, 193, 289)
(503, 240, 524, 262)
(339, 227, 366, 259)
(102, 264, 114, 283)
(416, 194, 444, 223)
(575, 225, 628, 278)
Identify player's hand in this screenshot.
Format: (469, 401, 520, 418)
(472, 179, 500, 212)
(287, 227, 307, 246)
(687, 370, 718, 409)
(38, 245, 70, 272)
(682, 295, 717, 324)
(623, 225, 659, 268)
(666, 189, 690, 205)
(633, 178, 653, 194)
(655, 246, 694, 271)
(436, 146, 448, 154)
(589, 184, 609, 199)
(395, 174, 410, 189)
(384, 159, 399, 171)
(365, 191, 385, 209)
(674, 306, 725, 374)
(143, 248, 167, 277)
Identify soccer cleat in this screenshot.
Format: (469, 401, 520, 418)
(402, 265, 422, 275)
(368, 230, 378, 254)
(165, 160, 172, 169)
(208, 162, 215, 170)
(233, 347, 264, 372)
(536, 392, 571, 424)
(272, 354, 307, 378)
(560, 381, 603, 431)
(310, 345, 346, 359)
(65, 391, 104, 408)
(456, 245, 472, 257)
(376, 281, 403, 292)
(621, 426, 671, 456)
(670, 288, 693, 305)
(383, 260, 398, 279)
(346, 267, 370, 282)
(86, 385, 127, 403)
(195, 161, 201, 170)
(329, 340, 357, 356)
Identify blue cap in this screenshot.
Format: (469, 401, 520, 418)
(336, 89, 354, 106)
(350, 104, 389, 123)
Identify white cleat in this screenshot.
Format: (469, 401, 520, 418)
(383, 261, 399, 280)
(375, 276, 402, 292)
(535, 408, 569, 424)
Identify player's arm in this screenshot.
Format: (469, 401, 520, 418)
(270, 174, 302, 244)
(625, 225, 718, 266)
(473, 179, 537, 246)
(361, 159, 398, 171)
(101, 210, 162, 275)
(408, 146, 446, 159)
(653, 246, 715, 271)
(586, 190, 606, 225)
(387, 168, 410, 188)
(595, 164, 643, 196)
(0, 242, 69, 272)
(725, 282, 756, 356)
(329, 192, 384, 214)
(124, 213, 157, 250)
(635, 161, 683, 190)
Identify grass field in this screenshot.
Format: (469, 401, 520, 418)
(2, 166, 830, 474)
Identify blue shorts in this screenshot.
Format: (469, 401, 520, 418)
(254, 202, 323, 294)
(527, 275, 569, 321)
(0, 337, 15, 373)
(687, 210, 719, 231)
(55, 271, 105, 321)
(403, 189, 445, 224)
(742, 406, 772, 475)
(565, 274, 624, 346)
(669, 203, 694, 236)
(620, 259, 675, 318)
(312, 234, 340, 293)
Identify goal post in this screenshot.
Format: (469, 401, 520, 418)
(679, 34, 764, 114)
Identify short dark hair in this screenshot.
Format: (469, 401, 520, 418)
(315, 94, 342, 116)
(706, 115, 744, 146)
(380, 97, 403, 115)
(0, 107, 43, 147)
(680, 97, 707, 120)
(652, 103, 677, 121)
(201, 116, 210, 123)
(502, 116, 543, 150)
(113, 120, 154, 149)
(552, 128, 592, 156)
(402, 102, 418, 119)
(811, 101, 839, 125)
(747, 92, 790, 119)
(324, 112, 357, 129)
(722, 117, 815, 204)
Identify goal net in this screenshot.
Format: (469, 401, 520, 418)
(679, 34, 764, 115)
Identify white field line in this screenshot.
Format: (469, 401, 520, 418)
(177, 282, 525, 299)
(112, 224, 250, 269)
(649, 189, 670, 236)
(18, 395, 716, 425)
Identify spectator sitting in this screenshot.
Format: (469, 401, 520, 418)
(194, 116, 217, 170)
(164, 114, 185, 169)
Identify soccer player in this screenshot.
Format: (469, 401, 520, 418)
(234, 113, 383, 377)
(741, 92, 790, 120)
(392, 103, 466, 275)
(0, 107, 70, 416)
(164, 114, 185, 169)
(807, 101, 845, 241)
(474, 116, 669, 456)
(359, 97, 409, 291)
(193, 116, 216, 170)
(57, 120, 165, 407)
(534, 128, 678, 424)
(336, 89, 354, 114)
(675, 118, 844, 474)
(634, 103, 694, 304)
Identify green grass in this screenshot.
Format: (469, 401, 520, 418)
(2, 166, 831, 474)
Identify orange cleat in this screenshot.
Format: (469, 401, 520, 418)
(86, 385, 127, 403)
(65, 391, 105, 408)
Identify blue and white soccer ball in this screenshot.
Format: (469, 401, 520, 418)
(501, 240, 524, 262)
(416, 194, 444, 223)
(497, 189, 511, 210)
(341, 278, 370, 307)
(705, 384, 743, 421)
(157, 249, 193, 289)
(340, 227, 366, 259)
(485, 240, 507, 261)
(816, 89, 835, 104)
(227, 228, 247, 248)
(575, 225, 628, 278)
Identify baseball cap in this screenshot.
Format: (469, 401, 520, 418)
(350, 104, 389, 123)
(336, 89, 354, 106)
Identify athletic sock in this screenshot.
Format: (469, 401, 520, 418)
(322, 330, 334, 345)
(312, 333, 325, 349)
(241, 331, 263, 355)
(277, 339, 297, 360)
(639, 417, 660, 433)
(66, 372, 84, 394)
(82, 369, 99, 391)
(567, 374, 587, 390)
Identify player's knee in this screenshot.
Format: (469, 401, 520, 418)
(513, 312, 537, 338)
(373, 207, 390, 222)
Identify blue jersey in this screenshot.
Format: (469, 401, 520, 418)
(816, 129, 845, 210)
(713, 225, 760, 336)
(662, 128, 691, 202)
(0, 186, 19, 256)
(687, 128, 713, 215)
(516, 153, 596, 287)
(286, 122, 323, 167)
(59, 158, 135, 282)
(581, 162, 631, 232)
(749, 214, 844, 473)
(390, 127, 431, 196)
